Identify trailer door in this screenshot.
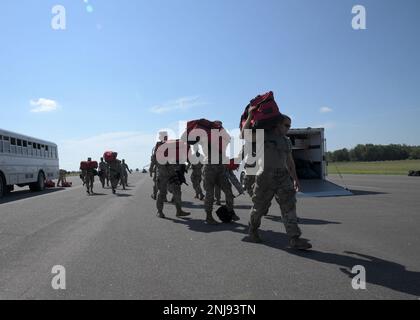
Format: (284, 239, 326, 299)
(298, 179, 353, 197)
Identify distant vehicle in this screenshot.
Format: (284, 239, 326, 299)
(0, 128, 59, 198)
(237, 128, 352, 197)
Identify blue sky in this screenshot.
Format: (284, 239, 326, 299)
(1, 0, 419, 170)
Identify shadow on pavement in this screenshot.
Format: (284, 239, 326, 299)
(264, 216, 341, 225)
(349, 189, 388, 196)
(166, 216, 419, 298)
(0, 188, 66, 205)
(289, 250, 420, 298)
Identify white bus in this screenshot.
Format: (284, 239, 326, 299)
(0, 128, 59, 198)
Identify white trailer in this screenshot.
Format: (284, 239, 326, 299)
(288, 128, 351, 197)
(237, 128, 352, 197)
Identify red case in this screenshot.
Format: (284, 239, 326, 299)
(104, 151, 117, 162)
(80, 161, 98, 170)
(240, 91, 281, 130)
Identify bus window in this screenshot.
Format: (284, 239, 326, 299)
(23, 140, 28, 156)
(17, 139, 22, 155)
(0, 135, 3, 153)
(11, 137, 16, 154)
(3, 136, 10, 153)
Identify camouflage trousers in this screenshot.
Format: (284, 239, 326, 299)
(215, 185, 221, 202)
(203, 164, 234, 214)
(84, 173, 94, 192)
(99, 171, 107, 188)
(109, 171, 120, 190)
(152, 172, 158, 198)
(244, 174, 256, 197)
(250, 169, 301, 238)
(157, 165, 182, 213)
(191, 173, 204, 197)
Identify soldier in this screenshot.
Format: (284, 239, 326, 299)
(242, 108, 311, 250)
(200, 120, 239, 225)
(120, 159, 132, 190)
(150, 132, 167, 201)
(57, 169, 67, 187)
(190, 152, 205, 200)
(81, 157, 96, 195)
(108, 154, 122, 194)
(98, 158, 109, 189)
(153, 142, 190, 219)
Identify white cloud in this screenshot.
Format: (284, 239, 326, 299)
(59, 131, 157, 171)
(150, 96, 205, 114)
(320, 106, 333, 113)
(30, 98, 59, 113)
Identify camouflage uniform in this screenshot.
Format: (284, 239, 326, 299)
(108, 159, 122, 194)
(156, 164, 190, 218)
(191, 163, 204, 199)
(244, 174, 256, 197)
(99, 160, 109, 188)
(83, 169, 95, 194)
(120, 161, 131, 190)
(203, 164, 234, 223)
(249, 131, 303, 242)
(57, 169, 67, 187)
(214, 184, 222, 205)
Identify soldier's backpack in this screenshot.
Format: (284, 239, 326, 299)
(183, 119, 230, 154)
(240, 91, 282, 130)
(154, 139, 190, 164)
(216, 206, 236, 223)
(104, 151, 117, 163)
(183, 119, 221, 144)
(80, 161, 99, 170)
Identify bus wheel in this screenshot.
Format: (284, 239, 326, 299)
(30, 172, 45, 192)
(0, 175, 5, 198)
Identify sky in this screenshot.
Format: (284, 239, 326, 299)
(0, 0, 419, 170)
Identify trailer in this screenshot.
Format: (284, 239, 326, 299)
(237, 128, 352, 197)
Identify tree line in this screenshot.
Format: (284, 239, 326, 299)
(327, 144, 420, 162)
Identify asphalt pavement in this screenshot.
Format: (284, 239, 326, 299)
(0, 173, 419, 300)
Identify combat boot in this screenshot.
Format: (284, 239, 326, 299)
(199, 194, 205, 201)
(248, 225, 263, 243)
(232, 214, 240, 222)
(176, 210, 191, 217)
(289, 237, 312, 250)
(157, 212, 166, 219)
(205, 213, 219, 225)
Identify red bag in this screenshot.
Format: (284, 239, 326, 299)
(45, 180, 56, 188)
(240, 91, 281, 130)
(155, 139, 190, 164)
(80, 161, 98, 170)
(62, 182, 72, 188)
(225, 159, 240, 171)
(184, 119, 230, 154)
(104, 151, 117, 163)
